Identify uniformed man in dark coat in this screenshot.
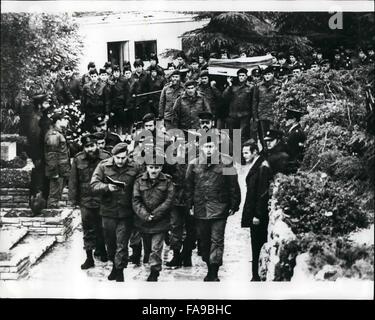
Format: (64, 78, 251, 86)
(264, 129, 290, 176)
(80, 61, 96, 88)
(147, 66, 167, 117)
(62, 66, 82, 102)
(69, 134, 111, 269)
(185, 135, 241, 281)
(90, 143, 143, 282)
(44, 112, 71, 208)
(222, 68, 253, 142)
(241, 139, 272, 281)
(91, 116, 122, 154)
(48, 66, 74, 106)
(133, 149, 175, 281)
(284, 107, 307, 171)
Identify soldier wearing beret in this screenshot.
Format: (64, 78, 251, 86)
(90, 142, 143, 282)
(92, 116, 122, 154)
(44, 112, 70, 208)
(222, 68, 253, 142)
(197, 70, 223, 128)
(132, 148, 175, 281)
(69, 134, 111, 269)
(159, 69, 185, 130)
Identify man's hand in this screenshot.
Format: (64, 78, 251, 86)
(108, 184, 120, 192)
(252, 217, 260, 225)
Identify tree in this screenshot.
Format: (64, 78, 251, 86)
(1, 13, 83, 111)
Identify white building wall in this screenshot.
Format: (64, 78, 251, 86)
(76, 13, 206, 75)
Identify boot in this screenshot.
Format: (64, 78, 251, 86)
(203, 263, 213, 281)
(81, 250, 94, 270)
(181, 248, 192, 267)
(147, 268, 160, 282)
(143, 253, 150, 264)
(210, 264, 220, 282)
(100, 252, 108, 263)
(107, 265, 117, 281)
(166, 249, 182, 267)
(116, 268, 124, 282)
(131, 245, 141, 266)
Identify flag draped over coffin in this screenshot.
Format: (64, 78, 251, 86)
(208, 54, 274, 77)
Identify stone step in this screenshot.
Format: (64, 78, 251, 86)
(10, 234, 57, 266)
(0, 227, 29, 253)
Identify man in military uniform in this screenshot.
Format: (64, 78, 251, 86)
(133, 149, 175, 281)
(147, 66, 167, 117)
(48, 65, 74, 106)
(62, 66, 82, 102)
(158, 70, 185, 130)
(172, 80, 211, 131)
(222, 68, 253, 142)
(92, 116, 122, 154)
(331, 49, 345, 70)
(284, 107, 307, 171)
(185, 136, 241, 281)
(90, 143, 143, 282)
(44, 112, 70, 208)
(264, 129, 290, 176)
(241, 139, 272, 281)
(186, 57, 201, 82)
(80, 62, 96, 87)
(69, 134, 111, 269)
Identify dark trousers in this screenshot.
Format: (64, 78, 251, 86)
(195, 218, 227, 266)
(102, 216, 133, 269)
(257, 119, 272, 151)
(47, 177, 65, 207)
(141, 233, 165, 272)
(80, 206, 105, 252)
(129, 228, 143, 258)
(170, 206, 196, 252)
(226, 115, 251, 143)
(250, 223, 268, 279)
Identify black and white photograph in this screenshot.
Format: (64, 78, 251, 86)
(0, 0, 374, 306)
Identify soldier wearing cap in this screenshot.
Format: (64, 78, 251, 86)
(284, 107, 307, 170)
(222, 67, 253, 142)
(263, 129, 290, 175)
(132, 148, 175, 281)
(69, 134, 111, 269)
(44, 111, 70, 208)
(249, 67, 262, 86)
(159, 69, 185, 130)
(92, 116, 122, 154)
(291, 63, 303, 77)
(81, 69, 111, 131)
(197, 70, 222, 126)
(309, 61, 320, 73)
(90, 142, 143, 282)
(252, 65, 281, 149)
(185, 135, 241, 281)
(172, 79, 211, 131)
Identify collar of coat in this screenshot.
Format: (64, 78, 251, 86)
(246, 155, 268, 177)
(140, 171, 167, 181)
(104, 157, 132, 168)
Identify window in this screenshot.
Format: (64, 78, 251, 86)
(107, 41, 129, 72)
(134, 40, 157, 61)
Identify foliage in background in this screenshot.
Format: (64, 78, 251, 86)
(1, 13, 83, 116)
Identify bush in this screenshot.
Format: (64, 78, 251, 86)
(0, 156, 27, 169)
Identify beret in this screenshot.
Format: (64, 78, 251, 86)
(81, 134, 97, 146)
(198, 111, 214, 120)
(92, 132, 105, 140)
(170, 70, 181, 77)
(99, 68, 107, 75)
(112, 143, 128, 155)
(184, 79, 197, 87)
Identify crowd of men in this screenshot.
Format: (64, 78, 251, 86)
(15, 44, 374, 282)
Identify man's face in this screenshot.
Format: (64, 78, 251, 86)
(266, 138, 278, 150)
(201, 76, 209, 85)
(106, 67, 112, 75)
(201, 142, 216, 158)
(144, 120, 155, 132)
(292, 69, 302, 77)
(311, 64, 320, 72)
(368, 50, 374, 56)
(65, 70, 73, 78)
(135, 65, 143, 74)
(199, 119, 213, 131)
(334, 54, 341, 61)
(97, 139, 106, 150)
(177, 57, 184, 66)
(84, 142, 98, 156)
(317, 53, 323, 60)
(198, 56, 205, 64)
(146, 164, 163, 180)
(322, 64, 330, 72)
(221, 53, 228, 59)
(113, 151, 128, 168)
(191, 62, 199, 70)
(240, 52, 247, 58)
(100, 73, 108, 82)
(90, 74, 99, 83)
(242, 146, 256, 163)
(124, 70, 132, 79)
(185, 85, 196, 96)
(94, 122, 107, 133)
(113, 70, 120, 79)
(264, 72, 273, 81)
(238, 73, 247, 83)
(171, 75, 181, 85)
(312, 52, 317, 58)
(252, 75, 260, 82)
(289, 55, 296, 63)
(278, 58, 286, 65)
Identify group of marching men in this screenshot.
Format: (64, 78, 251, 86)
(21, 44, 374, 282)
